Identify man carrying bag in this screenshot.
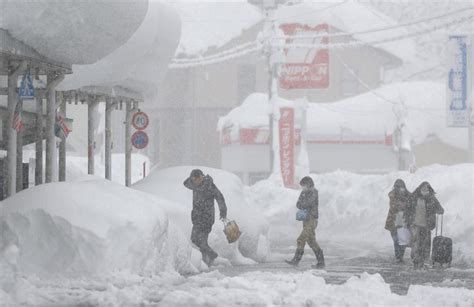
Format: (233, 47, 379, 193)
(184, 169, 228, 267)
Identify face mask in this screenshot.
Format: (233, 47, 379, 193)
(421, 188, 429, 196)
(398, 187, 405, 193)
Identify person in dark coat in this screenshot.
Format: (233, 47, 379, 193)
(385, 179, 411, 263)
(406, 181, 444, 269)
(285, 176, 325, 268)
(183, 169, 227, 266)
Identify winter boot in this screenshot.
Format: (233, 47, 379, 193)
(285, 249, 304, 266)
(311, 248, 325, 269)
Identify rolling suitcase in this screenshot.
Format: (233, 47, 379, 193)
(432, 214, 452, 266)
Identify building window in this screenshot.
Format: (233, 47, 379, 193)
(238, 64, 256, 103)
(341, 67, 359, 97)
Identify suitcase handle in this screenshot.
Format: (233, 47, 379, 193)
(436, 214, 444, 236)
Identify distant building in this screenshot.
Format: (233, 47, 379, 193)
(150, 2, 414, 171)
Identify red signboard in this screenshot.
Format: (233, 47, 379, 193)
(279, 23, 329, 89)
(279, 107, 295, 187)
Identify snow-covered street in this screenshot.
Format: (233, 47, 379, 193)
(7, 250, 474, 305)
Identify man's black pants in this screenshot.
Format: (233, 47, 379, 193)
(191, 225, 218, 262)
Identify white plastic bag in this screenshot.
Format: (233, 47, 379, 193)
(394, 212, 405, 228)
(397, 227, 411, 246)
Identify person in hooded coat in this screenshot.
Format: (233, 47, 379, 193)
(183, 169, 227, 266)
(385, 179, 411, 263)
(285, 176, 325, 268)
(407, 181, 444, 269)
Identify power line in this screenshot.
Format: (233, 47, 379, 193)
(169, 9, 472, 68)
(172, 41, 258, 63)
(169, 44, 262, 68)
(282, 15, 473, 50)
(335, 53, 445, 118)
(272, 6, 473, 41)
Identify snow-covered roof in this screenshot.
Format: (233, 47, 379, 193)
(273, 1, 416, 62)
(170, 0, 262, 56)
(0, 0, 148, 65)
(217, 82, 468, 150)
(173, 0, 415, 62)
(58, 2, 181, 100)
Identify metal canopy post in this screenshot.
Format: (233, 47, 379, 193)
(35, 92, 44, 185)
(16, 110, 24, 193)
(58, 92, 66, 182)
(125, 100, 133, 187)
(88, 96, 98, 175)
(105, 97, 115, 180)
(6, 60, 27, 197)
(45, 72, 64, 183)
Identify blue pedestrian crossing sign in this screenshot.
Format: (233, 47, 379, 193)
(19, 71, 36, 100)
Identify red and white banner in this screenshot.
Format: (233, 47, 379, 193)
(279, 23, 329, 89)
(279, 107, 295, 187)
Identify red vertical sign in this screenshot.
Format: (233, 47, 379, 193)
(279, 23, 329, 89)
(279, 107, 295, 187)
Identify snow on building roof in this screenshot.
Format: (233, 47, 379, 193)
(0, 0, 148, 65)
(58, 2, 181, 100)
(173, 0, 415, 62)
(217, 82, 467, 150)
(273, 1, 416, 62)
(170, 0, 262, 56)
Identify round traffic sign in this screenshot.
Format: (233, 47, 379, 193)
(131, 131, 149, 149)
(132, 111, 149, 130)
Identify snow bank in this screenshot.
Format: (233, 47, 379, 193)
(0, 178, 196, 293)
(133, 166, 271, 264)
(9, 270, 474, 305)
(218, 82, 468, 150)
(152, 271, 474, 306)
(246, 164, 474, 264)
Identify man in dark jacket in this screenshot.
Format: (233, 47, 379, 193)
(183, 169, 227, 266)
(286, 176, 325, 268)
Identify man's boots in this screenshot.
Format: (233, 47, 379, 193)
(311, 248, 325, 269)
(285, 249, 304, 266)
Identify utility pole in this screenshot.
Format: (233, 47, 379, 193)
(257, 0, 284, 178)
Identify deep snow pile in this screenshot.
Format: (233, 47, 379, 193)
(246, 164, 474, 264)
(0, 178, 197, 295)
(157, 271, 474, 306)
(133, 166, 271, 264)
(10, 271, 474, 305)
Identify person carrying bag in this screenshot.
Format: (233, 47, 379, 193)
(286, 176, 325, 269)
